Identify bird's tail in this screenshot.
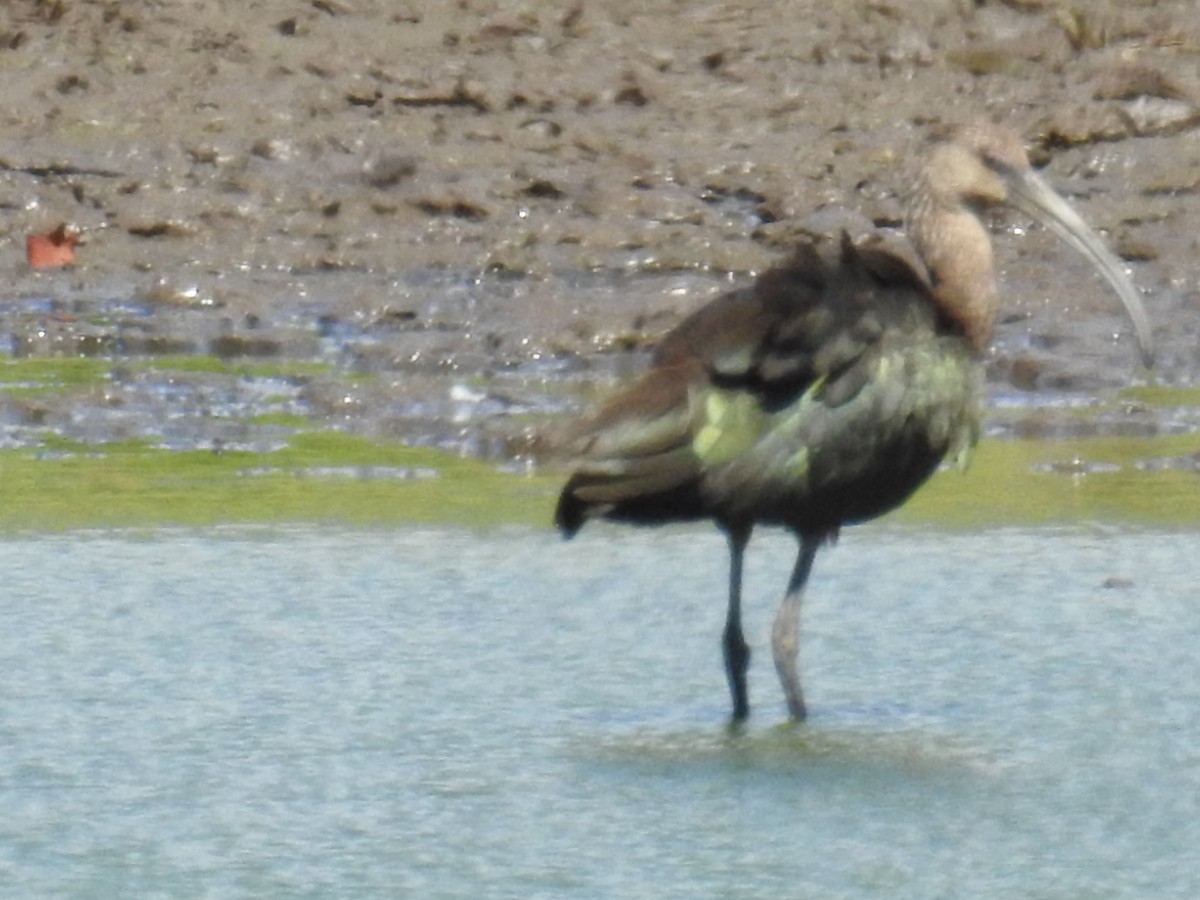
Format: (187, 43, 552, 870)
(555, 446, 704, 538)
(554, 479, 588, 537)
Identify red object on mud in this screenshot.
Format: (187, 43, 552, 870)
(26, 224, 82, 268)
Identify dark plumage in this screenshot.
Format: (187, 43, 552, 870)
(555, 122, 1154, 722)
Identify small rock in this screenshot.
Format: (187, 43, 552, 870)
(412, 196, 488, 220)
(1007, 356, 1043, 392)
(521, 179, 565, 200)
(614, 78, 649, 107)
(363, 154, 418, 188)
(127, 220, 199, 239)
(1116, 237, 1158, 262)
(250, 138, 292, 160)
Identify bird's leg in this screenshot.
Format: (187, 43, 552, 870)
(722, 524, 752, 722)
(771, 538, 819, 722)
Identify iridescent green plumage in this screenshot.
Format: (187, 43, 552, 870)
(556, 235, 981, 538)
(555, 122, 1152, 723)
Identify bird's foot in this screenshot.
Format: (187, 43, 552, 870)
(783, 690, 807, 723)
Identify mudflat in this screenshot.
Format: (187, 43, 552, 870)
(1, 0, 1197, 456)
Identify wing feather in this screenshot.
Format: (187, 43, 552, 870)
(556, 234, 944, 534)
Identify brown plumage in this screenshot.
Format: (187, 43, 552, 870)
(556, 121, 1154, 723)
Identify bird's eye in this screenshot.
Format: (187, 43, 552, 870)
(961, 191, 999, 217)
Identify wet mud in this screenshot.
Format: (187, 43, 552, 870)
(1, 0, 1199, 461)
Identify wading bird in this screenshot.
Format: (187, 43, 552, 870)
(555, 122, 1154, 722)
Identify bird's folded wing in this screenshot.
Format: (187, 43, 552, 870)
(559, 237, 938, 503)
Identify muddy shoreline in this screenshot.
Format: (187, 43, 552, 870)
(1, 1, 1199, 459)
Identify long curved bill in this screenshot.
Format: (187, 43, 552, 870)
(1005, 168, 1154, 369)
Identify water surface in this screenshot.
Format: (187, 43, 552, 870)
(1, 524, 1196, 897)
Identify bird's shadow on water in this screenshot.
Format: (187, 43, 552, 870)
(565, 699, 1012, 784)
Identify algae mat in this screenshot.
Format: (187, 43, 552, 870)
(0, 432, 555, 532)
(0, 429, 1196, 533)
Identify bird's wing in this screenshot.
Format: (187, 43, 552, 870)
(658, 235, 935, 407)
(556, 237, 938, 525)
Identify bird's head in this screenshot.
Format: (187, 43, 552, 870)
(916, 120, 1154, 368)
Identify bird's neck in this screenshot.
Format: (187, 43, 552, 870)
(908, 193, 998, 355)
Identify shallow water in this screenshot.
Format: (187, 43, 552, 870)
(1, 524, 1197, 897)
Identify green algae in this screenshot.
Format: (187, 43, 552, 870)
(0, 358, 113, 391)
(0, 432, 557, 533)
(0, 427, 1196, 534)
(0, 356, 333, 397)
(1117, 384, 1200, 408)
(897, 432, 1200, 528)
(138, 355, 334, 379)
